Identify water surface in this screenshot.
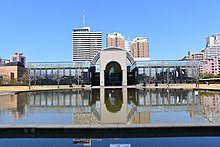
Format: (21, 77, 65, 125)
(0, 88, 218, 125)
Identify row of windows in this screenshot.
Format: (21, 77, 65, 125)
(72, 35, 101, 37)
(72, 39, 102, 41)
(72, 49, 100, 52)
(72, 40, 102, 42)
(72, 33, 102, 34)
(72, 35, 102, 37)
(72, 51, 100, 53)
(72, 36, 102, 38)
(72, 41, 102, 43)
(72, 44, 102, 46)
(72, 47, 101, 49)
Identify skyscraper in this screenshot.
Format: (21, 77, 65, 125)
(72, 27, 102, 61)
(130, 37, 149, 59)
(106, 32, 125, 49)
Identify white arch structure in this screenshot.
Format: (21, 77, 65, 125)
(93, 47, 134, 86)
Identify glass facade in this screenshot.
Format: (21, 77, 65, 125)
(27, 61, 90, 85)
(136, 60, 200, 84)
(27, 60, 200, 85)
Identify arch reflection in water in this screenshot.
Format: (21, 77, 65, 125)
(2, 89, 220, 124)
(100, 88, 127, 124)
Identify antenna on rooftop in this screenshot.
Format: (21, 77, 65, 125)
(83, 9, 85, 27)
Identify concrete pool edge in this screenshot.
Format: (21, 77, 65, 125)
(1, 123, 220, 138)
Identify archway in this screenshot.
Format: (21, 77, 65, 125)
(105, 61, 122, 86)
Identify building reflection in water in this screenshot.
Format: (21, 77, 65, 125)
(0, 93, 28, 120)
(1, 89, 220, 124)
(100, 88, 127, 124)
(200, 91, 220, 123)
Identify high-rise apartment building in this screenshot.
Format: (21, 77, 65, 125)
(10, 52, 26, 66)
(130, 37, 149, 59)
(106, 32, 125, 49)
(202, 33, 220, 57)
(72, 27, 102, 61)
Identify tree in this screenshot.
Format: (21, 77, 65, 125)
(189, 61, 200, 87)
(166, 67, 171, 86)
(73, 64, 82, 87)
(22, 68, 34, 90)
(0, 76, 3, 84)
(52, 68, 63, 89)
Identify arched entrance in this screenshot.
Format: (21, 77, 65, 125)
(105, 61, 122, 86)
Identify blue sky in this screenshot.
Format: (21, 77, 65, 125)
(0, 0, 220, 62)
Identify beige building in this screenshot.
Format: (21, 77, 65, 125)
(182, 51, 206, 74)
(106, 32, 125, 49)
(202, 56, 220, 75)
(130, 37, 149, 59)
(183, 51, 205, 61)
(0, 62, 26, 83)
(182, 33, 220, 75)
(182, 51, 220, 75)
(10, 52, 26, 66)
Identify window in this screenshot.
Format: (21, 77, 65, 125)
(21, 57, 25, 65)
(12, 57, 17, 62)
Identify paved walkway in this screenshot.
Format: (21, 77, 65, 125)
(1, 84, 220, 94)
(0, 84, 220, 93)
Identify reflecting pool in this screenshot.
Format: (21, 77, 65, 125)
(0, 88, 219, 125)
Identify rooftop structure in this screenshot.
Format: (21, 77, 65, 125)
(183, 51, 205, 61)
(106, 32, 125, 49)
(10, 52, 26, 66)
(203, 33, 220, 57)
(0, 58, 10, 64)
(206, 32, 220, 47)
